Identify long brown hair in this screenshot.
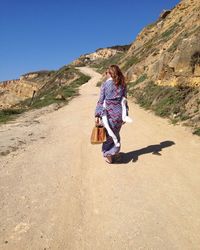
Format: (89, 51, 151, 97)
(107, 65, 126, 86)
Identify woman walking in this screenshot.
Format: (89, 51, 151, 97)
(94, 65, 129, 164)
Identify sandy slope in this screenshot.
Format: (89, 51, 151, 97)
(0, 66, 200, 250)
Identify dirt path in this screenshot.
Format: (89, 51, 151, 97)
(0, 67, 200, 250)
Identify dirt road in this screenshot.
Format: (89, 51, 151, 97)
(0, 67, 200, 250)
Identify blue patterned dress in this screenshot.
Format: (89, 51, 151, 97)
(95, 78, 127, 157)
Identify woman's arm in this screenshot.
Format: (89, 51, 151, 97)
(123, 85, 127, 98)
(94, 82, 106, 118)
(123, 85, 129, 116)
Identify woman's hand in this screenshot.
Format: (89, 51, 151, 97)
(95, 117, 103, 126)
(95, 117, 100, 125)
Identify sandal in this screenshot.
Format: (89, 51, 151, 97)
(113, 153, 121, 162)
(105, 155, 112, 164)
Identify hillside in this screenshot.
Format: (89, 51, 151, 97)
(122, 0, 200, 86)
(122, 0, 200, 134)
(0, 66, 90, 109)
(72, 0, 200, 87)
(71, 0, 200, 134)
(0, 0, 199, 134)
(0, 66, 90, 123)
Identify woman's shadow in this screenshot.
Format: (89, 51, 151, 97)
(113, 140, 175, 164)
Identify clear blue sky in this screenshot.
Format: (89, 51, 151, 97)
(0, 0, 180, 81)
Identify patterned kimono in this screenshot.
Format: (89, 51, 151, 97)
(95, 77, 127, 157)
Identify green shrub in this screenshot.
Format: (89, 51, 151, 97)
(30, 73, 91, 109)
(193, 128, 200, 136)
(136, 74, 148, 83)
(190, 51, 200, 73)
(130, 81, 194, 119)
(160, 23, 178, 39)
(146, 21, 157, 29)
(167, 37, 182, 53)
(96, 81, 103, 87)
(127, 74, 147, 91)
(179, 114, 190, 121)
(0, 108, 26, 123)
(122, 56, 140, 71)
(90, 52, 125, 73)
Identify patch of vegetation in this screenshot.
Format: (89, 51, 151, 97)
(160, 23, 179, 39)
(105, 44, 131, 52)
(96, 80, 103, 87)
(0, 108, 26, 123)
(168, 25, 200, 54)
(132, 35, 160, 62)
(144, 39, 154, 50)
(190, 51, 200, 74)
(91, 52, 125, 73)
(171, 118, 179, 125)
(129, 81, 196, 121)
(0, 69, 91, 124)
(29, 73, 91, 109)
(187, 25, 200, 37)
(127, 74, 147, 91)
(22, 70, 56, 77)
(193, 128, 200, 136)
(146, 21, 157, 30)
(167, 36, 182, 53)
(136, 74, 148, 83)
(179, 114, 191, 121)
(121, 56, 140, 72)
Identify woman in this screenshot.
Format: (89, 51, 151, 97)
(94, 64, 128, 164)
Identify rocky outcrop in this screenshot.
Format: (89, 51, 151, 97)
(70, 0, 200, 89)
(97, 44, 131, 52)
(119, 0, 200, 131)
(71, 47, 128, 66)
(0, 67, 79, 109)
(0, 79, 39, 109)
(121, 0, 200, 87)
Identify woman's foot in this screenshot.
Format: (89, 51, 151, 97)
(105, 155, 112, 164)
(113, 152, 121, 162)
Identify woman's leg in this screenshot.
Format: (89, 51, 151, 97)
(102, 135, 115, 157)
(102, 125, 121, 157)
